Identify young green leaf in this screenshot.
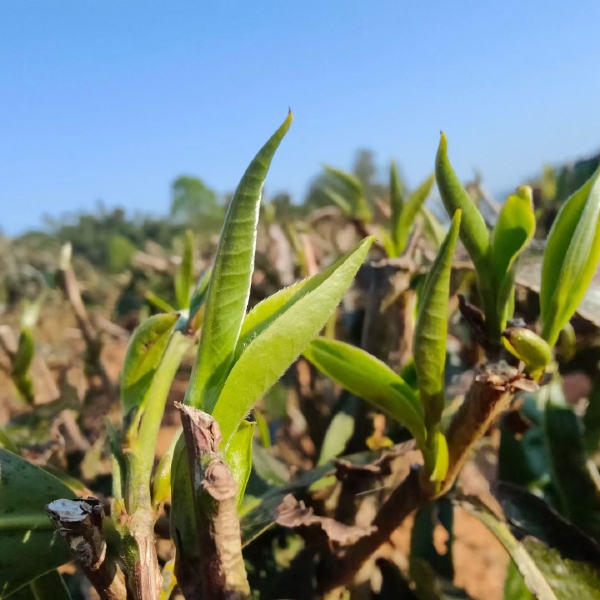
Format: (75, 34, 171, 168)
(303, 337, 426, 446)
(321, 186, 352, 215)
(188, 265, 212, 325)
(225, 420, 256, 508)
(0, 449, 74, 597)
(152, 431, 180, 510)
(491, 186, 535, 323)
(133, 331, 192, 511)
(394, 173, 435, 256)
(186, 112, 293, 413)
(234, 237, 371, 362)
(414, 210, 461, 431)
(435, 134, 497, 339)
(421, 206, 446, 249)
(389, 160, 405, 247)
(435, 134, 489, 272)
(121, 313, 179, 415)
(540, 167, 600, 345)
(212, 237, 375, 444)
(175, 229, 195, 309)
(323, 165, 372, 222)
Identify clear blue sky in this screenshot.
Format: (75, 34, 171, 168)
(2, 1, 600, 235)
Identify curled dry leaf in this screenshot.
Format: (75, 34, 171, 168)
(275, 494, 375, 547)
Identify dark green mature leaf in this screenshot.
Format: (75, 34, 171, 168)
(186, 112, 293, 413)
(28, 571, 71, 600)
(394, 174, 435, 257)
(543, 378, 600, 542)
(213, 237, 374, 445)
(491, 186, 535, 323)
(459, 495, 599, 600)
(121, 313, 179, 414)
(541, 167, 600, 345)
(225, 421, 255, 507)
(175, 230, 194, 309)
(303, 337, 426, 447)
(414, 209, 460, 431)
(0, 449, 75, 597)
(410, 499, 454, 582)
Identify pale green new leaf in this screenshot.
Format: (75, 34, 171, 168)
(541, 167, 600, 345)
(121, 313, 179, 414)
(303, 337, 426, 446)
(186, 112, 293, 412)
(175, 230, 194, 309)
(389, 160, 405, 246)
(225, 420, 256, 508)
(491, 186, 535, 323)
(234, 240, 371, 362)
(0, 449, 75, 597)
(213, 237, 374, 444)
(414, 210, 461, 430)
(321, 186, 352, 215)
(435, 133, 497, 340)
(421, 206, 446, 249)
(394, 173, 435, 257)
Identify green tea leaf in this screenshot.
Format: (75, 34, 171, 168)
(186, 112, 293, 413)
(491, 186, 535, 323)
(152, 430, 180, 510)
(188, 265, 212, 325)
(435, 134, 489, 273)
(323, 165, 372, 222)
(421, 206, 446, 249)
(0, 449, 74, 597)
(389, 160, 404, 249)
(175, 229, 195, 309)
(121, 313, 179, 414)
(213, 237, 374, 444)
(394, 173, 435, 256)
(13, 329, 34, 377)
(543, 377, 600, 543)
(303, 337, 426, 446)
(414, 210, 461, 430)
(225, 420, 256, 508)
(321, 186, 352, 215)
(28, 571, 72, 600)
(541, 167, 600, 345)
(134, 332, 191, 511)
(435, 134, 496, 339)
(491, 186, 535, 285)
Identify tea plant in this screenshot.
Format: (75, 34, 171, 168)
(1, 118, 600, 600)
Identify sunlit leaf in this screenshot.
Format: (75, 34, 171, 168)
(303, 337, 426, 447)
(121, 313, 179, 414)
(212, 237, 374, 444)
(394, 174, 435, 256)
(225, 420, 256, 508)
(491, 186, 535, 323)
(435, 133, 497, 339)
(175, 230, 195, 309)
(414, 209, 460, 434)
(0, 449, 74, 597)
(541, 167, 600, 345)
(185, 112, 293, 413)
